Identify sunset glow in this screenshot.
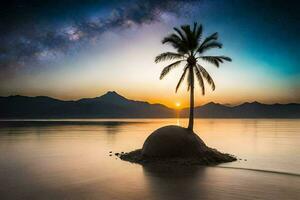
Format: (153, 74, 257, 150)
(0, 0, 299, 107)
(0, 1, 299, 200)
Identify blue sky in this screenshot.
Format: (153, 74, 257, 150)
(0, 0, 299, 107)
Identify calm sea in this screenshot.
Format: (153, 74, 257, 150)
(0, 119, 299, 199)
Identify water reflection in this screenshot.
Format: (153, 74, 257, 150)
(143, 164, 208, 200)
(0, 119, 299, 200)
(103, 121, 127, 135)
(0, 120, 144, 128)
(143, 164, 300, 200)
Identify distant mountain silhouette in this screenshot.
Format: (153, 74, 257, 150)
(181, 101, 300, 118)
(0, 91, 174, 118)
(0, 91, 299, 118)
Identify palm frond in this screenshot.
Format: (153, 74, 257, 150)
(173, 27, 187, 42)
(175, 65, 188, 92)
(197, 64, 215, 91)
(162, 33, 188, 53)
(155, 23, 232, 100)
(181, 25, 192, 37)
(202, 32, 218, 44)
(160, 60, 183, 80)
(197, 41, 222, 53)
(181, 25, 198, 50)
(200, 56, 232, 67)
(155, 52, 185, 63)
(194, 66, 205, 95)
(162, 34, 182, 47)
(194, 24, 203, 42)
(192, 22, 197, 34)
(197, 32, 218, 53)
(217, 56, 232, 62)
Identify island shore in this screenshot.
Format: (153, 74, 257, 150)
(118, 125, 237, 166)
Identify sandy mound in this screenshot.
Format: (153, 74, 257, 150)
(120, 125, 236, 165)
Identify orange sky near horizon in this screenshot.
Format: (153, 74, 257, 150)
(1, 22, 299, 108)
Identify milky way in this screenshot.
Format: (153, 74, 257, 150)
(0, 0, 199, 76)
(0, 0, 299, 104)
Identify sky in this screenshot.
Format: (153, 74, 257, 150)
(0, 0, 299, 108)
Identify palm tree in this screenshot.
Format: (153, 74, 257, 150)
(155, 23, 231, 131)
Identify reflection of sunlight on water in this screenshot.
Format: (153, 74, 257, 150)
(176, 118, 180, 126)
(0, 119, 299, 200)
(175, 109, 181, 126)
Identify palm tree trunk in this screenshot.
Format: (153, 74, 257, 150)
(188, 66, 194, 131)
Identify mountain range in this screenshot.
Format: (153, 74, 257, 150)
(0, 91, 299, 118)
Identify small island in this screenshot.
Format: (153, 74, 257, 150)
(120, 125, 236, 165)
(119, 23, 236, 166)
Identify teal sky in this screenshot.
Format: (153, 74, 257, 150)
(0, 0, 299, 107)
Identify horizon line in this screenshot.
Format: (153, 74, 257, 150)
(1, 91, 299, 109)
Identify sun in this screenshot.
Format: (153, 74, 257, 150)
(175, 102, 181, 108)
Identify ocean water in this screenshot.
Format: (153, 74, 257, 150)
(0, 119, 299, 200)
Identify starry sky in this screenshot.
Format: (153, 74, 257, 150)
(0, 0, 299, 108)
